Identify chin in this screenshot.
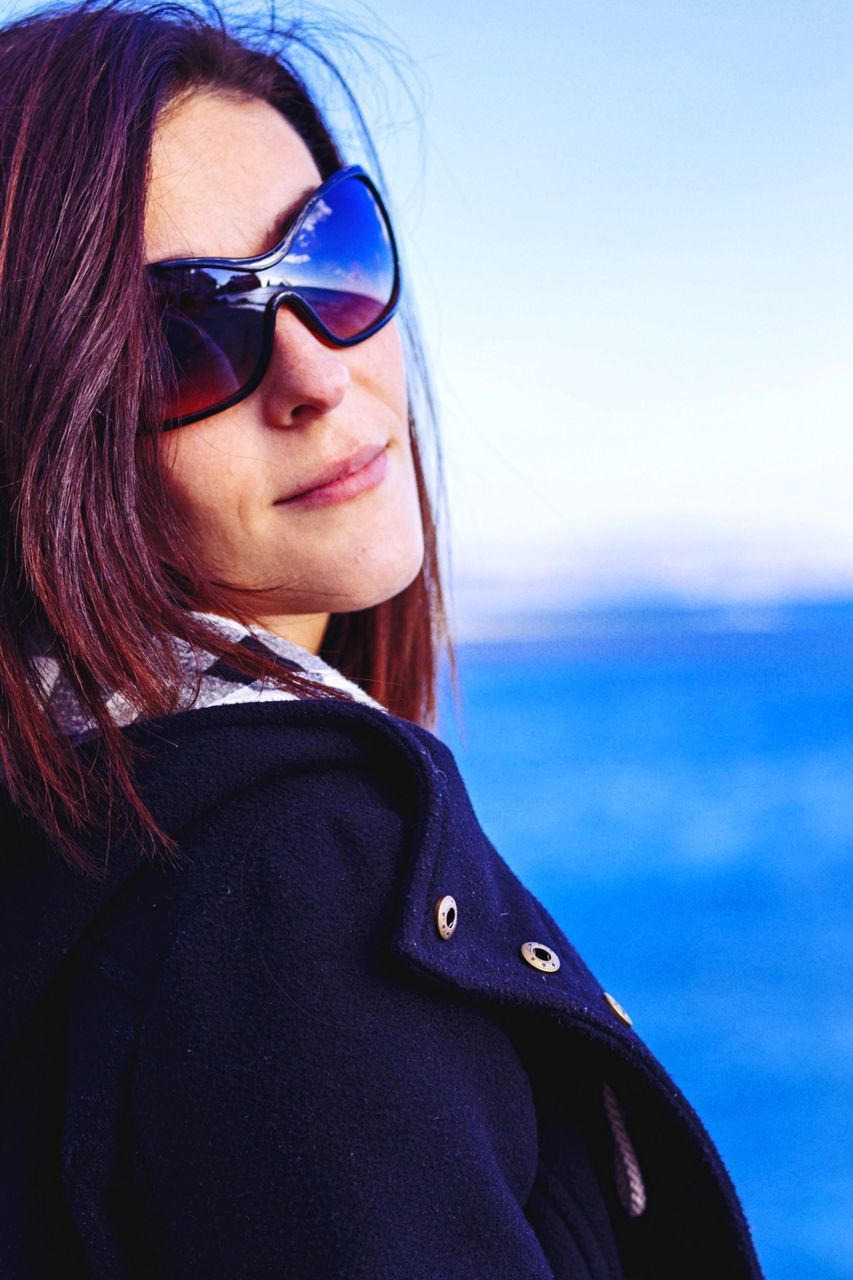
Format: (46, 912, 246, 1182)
(326, 540, 425, 613)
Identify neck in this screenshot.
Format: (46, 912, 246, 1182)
(242, 611, 330, 655)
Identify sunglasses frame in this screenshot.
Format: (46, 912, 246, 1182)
(145, 165, 401, 431)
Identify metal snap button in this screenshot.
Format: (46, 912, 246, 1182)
(603, 991, 633, 1026)
(434, 894, 458, 939)
(520, 940, 560, 972)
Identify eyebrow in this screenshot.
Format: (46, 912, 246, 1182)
(258, 184, 316, 255)
(146, 184, 319, 267)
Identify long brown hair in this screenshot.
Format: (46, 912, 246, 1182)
(0, 0, 456, 876)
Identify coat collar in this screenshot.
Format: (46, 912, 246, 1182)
(1, 696, 628, 1065)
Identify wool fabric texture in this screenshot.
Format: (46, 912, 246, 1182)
(0, 620, 766, 1279)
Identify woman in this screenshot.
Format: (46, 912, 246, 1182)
(0, 1, 765, 1277)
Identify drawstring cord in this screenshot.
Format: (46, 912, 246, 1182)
(602, 1082, 647, 1217)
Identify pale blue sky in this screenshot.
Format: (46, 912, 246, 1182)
(318, 0, 853, 610)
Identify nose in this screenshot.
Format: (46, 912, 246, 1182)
(260, 300, 351, 424)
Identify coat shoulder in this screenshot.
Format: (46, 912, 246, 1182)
(76, 699, 430, 997)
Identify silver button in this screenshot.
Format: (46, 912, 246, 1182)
(434, 894, 458, 939)
(520, 940, 560, 972)
(603, 991, 633, 1026)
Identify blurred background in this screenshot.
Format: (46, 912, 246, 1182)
(311, 4, 853, 1276)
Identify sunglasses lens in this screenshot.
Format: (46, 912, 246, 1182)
(270, 173, 397, 340)
(156, 269, 267, 423)
(151, 170, 397, 426)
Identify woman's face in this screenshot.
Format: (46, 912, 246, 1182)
(144, 90, 424, 652)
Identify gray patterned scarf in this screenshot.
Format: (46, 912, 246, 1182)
(31, 610, 387, 744)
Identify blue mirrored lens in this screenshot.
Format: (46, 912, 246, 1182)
(263, 175, 397, 338)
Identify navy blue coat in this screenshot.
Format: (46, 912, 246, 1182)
(0, 697, 765, 1278)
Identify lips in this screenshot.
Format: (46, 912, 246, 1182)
(277, 442, 388, 503)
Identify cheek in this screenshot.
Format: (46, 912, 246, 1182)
(156, 432, 249, 545)
(361, 318, 408, 417)
(160, 443, 208, 526)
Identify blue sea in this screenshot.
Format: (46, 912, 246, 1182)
(437, 598, 853, 1280)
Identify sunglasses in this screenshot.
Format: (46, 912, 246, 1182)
(145, 165, 400, 431)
